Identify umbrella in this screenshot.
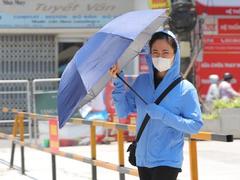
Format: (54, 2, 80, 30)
(58, 9, 167, 128)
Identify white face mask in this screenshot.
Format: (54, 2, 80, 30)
(152, 56, 174, 72)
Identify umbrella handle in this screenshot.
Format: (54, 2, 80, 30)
(116, 73, 147, 105)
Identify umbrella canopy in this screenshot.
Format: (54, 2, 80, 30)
(58, 9, 167, 128)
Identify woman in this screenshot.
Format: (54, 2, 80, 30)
(109, 30, 203, 180)
(206, 74, 220, 102)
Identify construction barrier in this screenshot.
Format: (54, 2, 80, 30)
(0, 108, 234, 180)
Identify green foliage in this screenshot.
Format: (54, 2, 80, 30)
(202, 98, 240, 121)
(213, 98, 240, 109)
(202, 112, 219, 121)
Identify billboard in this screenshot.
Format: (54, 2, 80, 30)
(196, 0, 240, 16)
(0, 0, 134, 28)
(195, 1, 240, 98)
(148, 0, 170, 9)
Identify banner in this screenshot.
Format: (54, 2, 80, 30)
(203, 35, 240, 53)
(196, 33, 240, 96)
(218, 18, 240, 34)
(0, 0, 134, 28)
(148, 0, 170, 9)
(195, 1, 240, 97)
(196, 0, 240, 16)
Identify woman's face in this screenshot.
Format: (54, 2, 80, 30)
(151, 39, 175, 59)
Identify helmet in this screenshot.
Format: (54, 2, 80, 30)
(209, 74, 219, 84)
(223, 72, 233, 81)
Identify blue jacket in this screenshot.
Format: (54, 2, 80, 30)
(112, 30, 203, 168)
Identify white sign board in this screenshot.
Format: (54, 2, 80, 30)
(0, 0, 134, 28)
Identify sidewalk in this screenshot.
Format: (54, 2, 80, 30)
(0, 140, 240, 180)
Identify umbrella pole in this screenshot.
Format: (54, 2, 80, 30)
(116, 74, 147, 105)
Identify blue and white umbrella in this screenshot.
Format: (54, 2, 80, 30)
(58, 9, 167, 128)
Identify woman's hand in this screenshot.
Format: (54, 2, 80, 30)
(109, 64, 120, 78)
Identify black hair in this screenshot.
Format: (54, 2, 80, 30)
(149, 32, 177, 54)
(223, 72, 233, 82)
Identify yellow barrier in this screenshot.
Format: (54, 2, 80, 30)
(189, 139, 198, 180)
(0, 107, 234, 180)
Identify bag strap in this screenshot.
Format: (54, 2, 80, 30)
(135, 76, 183, 142)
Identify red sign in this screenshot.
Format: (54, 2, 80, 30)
(49, 118, 59, 152)
(196, 1, 240, 16)
(139, 54, 149, 73)
(104, 82, 115, 115)
(203, 35, 240, 53)
(195, 60, 240, 98)
(195, 1, 240, 97)
(218, 19, 240, 34)
(196, 34, 240, 97)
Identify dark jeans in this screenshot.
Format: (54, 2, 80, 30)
(138, 166, 180, 180)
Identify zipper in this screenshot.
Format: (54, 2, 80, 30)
(144, 118, 151, 164)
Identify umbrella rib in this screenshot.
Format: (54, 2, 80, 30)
(116, 73, 147, 105)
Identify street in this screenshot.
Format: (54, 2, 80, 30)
(0, 139, 240, 180)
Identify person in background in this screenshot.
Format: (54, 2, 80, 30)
(79, 89, 109, 144)
(219, 72, 240, 100)
(206, 74, 220, 102)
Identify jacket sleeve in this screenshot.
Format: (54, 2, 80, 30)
(112, 72, 136, 118)
(227, 84, 240, 97)
(146, 89, 203, 134)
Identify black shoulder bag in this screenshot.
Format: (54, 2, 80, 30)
(127, 76, 183, 166)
